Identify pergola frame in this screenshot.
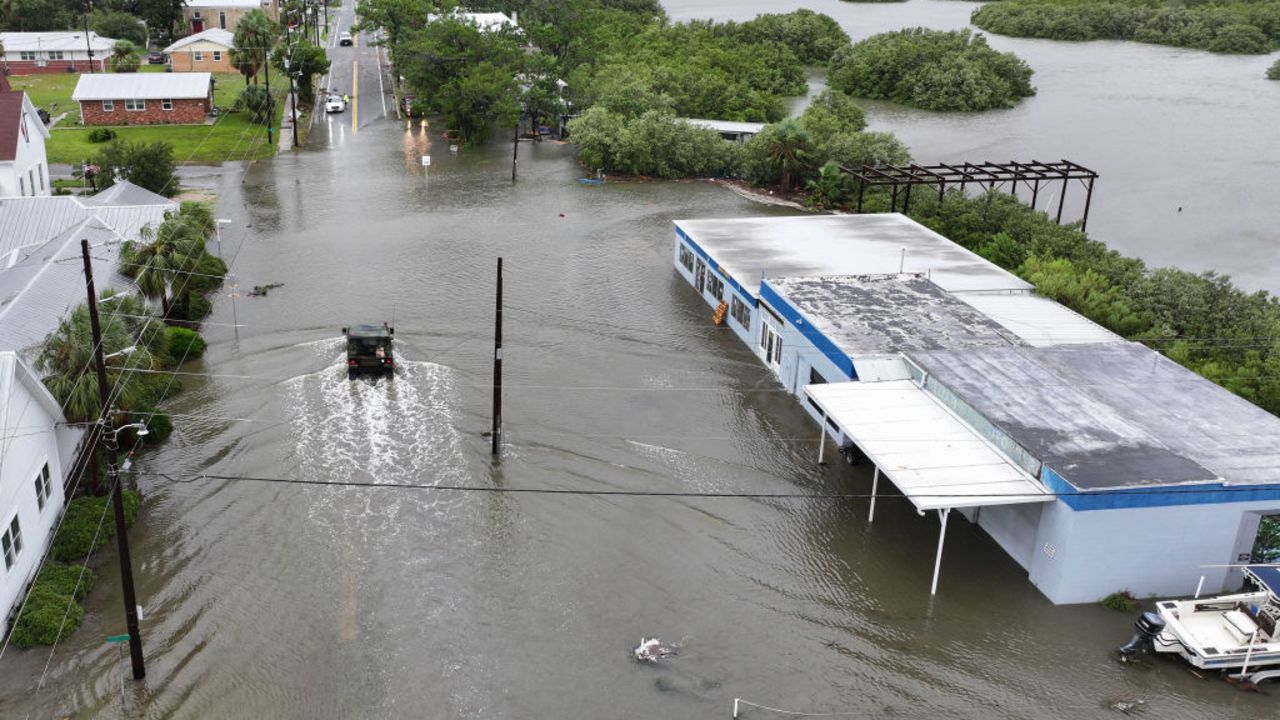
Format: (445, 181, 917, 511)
(841, 160, 1099, 231)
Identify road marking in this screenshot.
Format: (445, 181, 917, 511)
(352, 60, 358, 133)
(376, 44, 387, 117)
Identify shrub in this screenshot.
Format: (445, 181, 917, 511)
(736, 9, 851, 65)
(88, 128, 117, 143)
(1102, 590, 1138, 613)
(805, 161, 856, 210)
(172, 294, 212, 321)
(828, 28, 1036, 111)
(34, 562, 95, 601)
(799, 89, 866, 148)
(9, 585, 82, 649)
(568, 108, 739, 178)
(95, 140, 178, 197)
(820, 131, 912, 170)
(236, 85, 275, 125)
(133, 371, 181, 403)
(1270, 59, 1280, 80)
(136, 408, 173, 445)
(51, 491, 140, 561)
(187, 254, 228, 294)
(166, 326, 207, 364)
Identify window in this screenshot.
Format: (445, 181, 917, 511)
(34, 464, 51, 511)
(19, 51, 36, 61)
(193, 11, 202, 18)
(678, 244, 694, 273)
(193, 51, 204, 62)
(28, 169, 34, 196)
(48, 51, 64, 60)
(102, 99, 114, 112)
(730, 295, 751, 327)
(760, 321, 783, 366)
(124, 99, 145, 111)
(37, 163, 44, 191)
(19, 175, 25, 197)
(2, 515, 22, 570)
(162, 98, 174, 111)
(212, 51, 222, 62)
(219, 11, 227, 28)
(706, 273, 724, 301)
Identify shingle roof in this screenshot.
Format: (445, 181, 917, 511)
(72, 72, 212, 101)
(163, 28, 235, 53)
(0, 92, 28, 162)
(0, 32, 117, 53)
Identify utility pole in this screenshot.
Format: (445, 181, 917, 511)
(81, 239, 145, 681)
(264, 44, 273, 145)
(285, 52, 298, 148)
(491, 257, 503, 456)
(511, 123, 519, 183)
(83, 4, 95, 73)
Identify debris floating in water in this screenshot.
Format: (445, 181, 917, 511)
(634, 637, 677, 662)
(249, 283, 284, 297)
(1107, 699, 1146, 715)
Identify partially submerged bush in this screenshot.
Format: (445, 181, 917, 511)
(9, 585, 82, 648)
(166, 327, 207, 364)
(1102, 590, 1138, 613)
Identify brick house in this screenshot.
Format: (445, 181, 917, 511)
(0, 32, 115, 74)
(164, 29, 235, 73)
(72, 73, 214, 126)
(183, 0, 279, 35)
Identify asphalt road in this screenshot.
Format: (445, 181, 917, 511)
(313, 0, 392, 145)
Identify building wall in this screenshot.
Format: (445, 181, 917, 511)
(168, 45, 233, 73)
(0, 101, 50, 198)
(80, 96, 210, 126)
(183, 3, 279, 34)
(1, 58, 106, 74)
(1026, 497, 1280, 604)
(0, 373, 68, 625)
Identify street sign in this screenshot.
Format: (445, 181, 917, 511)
(106, 634, 130, 644)
(421, 155, 431, 167)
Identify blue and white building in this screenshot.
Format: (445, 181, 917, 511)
(673, 213, 1280, 604)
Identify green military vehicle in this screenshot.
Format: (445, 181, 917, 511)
(342, 323, 394, 376)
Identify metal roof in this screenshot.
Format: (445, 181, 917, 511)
(681, 118, 765, 135)
(766, 274, 1023, 357)
(73, 72, 212, 101)
(908, 343, 1280, 489)
(805, 380, 1052, 511)
(955, 292, 1122, 347)
(0, 32, 116, 52)
(163, 29, 235, 53)
(675, 214, 1033, 296)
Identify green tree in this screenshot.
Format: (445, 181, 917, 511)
(94, 140, 177, 197)
(799, 89, 866, 148)
(804, 161, 855, 210)
(108, 39, 141, 72)
(820, 130, 911, 170)
(231, 9, 279, 86)
(565, 105, 628, 170)
(92, 10, 147, 46)
(754, 118, 814, 193)
(271, 40, 331, 105)
(9, 0, 74, 31)
(130, 203, 216, 317)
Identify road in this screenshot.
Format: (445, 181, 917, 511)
(313, 0, 392, 145)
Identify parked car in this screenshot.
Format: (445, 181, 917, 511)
(339, 31, 353, 46)
(325, 95, 346, 113)
(147, 52, 165, 65)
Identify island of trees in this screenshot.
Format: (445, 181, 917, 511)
(972, 0, 1280, 54)
(828, 28, 1036, 112)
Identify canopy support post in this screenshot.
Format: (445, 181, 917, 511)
(817, 412, 827, 465)
(868, 467, 879, 523)
(931, 508, 951, 595)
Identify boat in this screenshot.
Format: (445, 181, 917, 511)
(1120, 565, 1280, 679)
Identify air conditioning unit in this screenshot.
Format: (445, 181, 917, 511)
(36, 60, 46, 67)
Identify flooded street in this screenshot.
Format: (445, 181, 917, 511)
(2, 1, 1278, 718)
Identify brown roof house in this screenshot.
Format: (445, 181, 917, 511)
(164, 28, 235, 73)
(0, 91, 51, 197)
(72, 72, 214, 126)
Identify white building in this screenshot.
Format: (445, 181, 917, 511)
(673, 213, 1280, 604)
(0, 351, 81, 626)
(0, 91, 50, 198)
(0, 31, 115, 74)
(428, 10, 519, 33)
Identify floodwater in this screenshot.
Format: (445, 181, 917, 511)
(673, 0, 1280, 293)
(1, 2, 1278, 719)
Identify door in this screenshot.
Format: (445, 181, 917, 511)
(694, 258, 706, 294)
(761, 321, 783, 370)
(192, 20, 204, 32)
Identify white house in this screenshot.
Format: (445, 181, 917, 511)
(0, 91, 50, 198)
(0, 351, 82, 627)
(0, 31, 115, 74)
(428, 10, 519, 33)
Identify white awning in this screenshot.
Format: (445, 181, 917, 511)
(804, 380, 1050, 511)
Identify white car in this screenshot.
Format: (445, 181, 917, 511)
(325, 95, 346, 113)
(338, 31, 353, 46)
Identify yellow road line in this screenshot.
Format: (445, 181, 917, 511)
(352, 60, 358, 133)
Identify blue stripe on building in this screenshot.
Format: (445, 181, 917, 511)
(676, 226, 757, 307)
(759, 280, 855, 380)
(1041, 465, 1280, 510)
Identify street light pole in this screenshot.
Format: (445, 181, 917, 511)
(80, 239, 146, 681)
(84, 6, 95, 73)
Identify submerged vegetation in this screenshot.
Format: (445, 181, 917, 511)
(828, 28, 1036, 111)
(972, 0, 1280, 54)
(1269, 58, 1280, 79)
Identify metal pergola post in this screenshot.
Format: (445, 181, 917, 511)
(817, 412, 827, 464)
(868, 467, 879, 523)
(931, 508, 951, 595)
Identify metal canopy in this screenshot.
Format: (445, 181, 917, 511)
(806, 380, 1052, 595)
(805, 381, 1051, 511)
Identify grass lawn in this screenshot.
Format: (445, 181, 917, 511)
(18, 71, 287, 164)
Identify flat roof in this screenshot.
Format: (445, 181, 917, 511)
(682, 118, 765, 134)
(675, 214, 1032, 296)
(956, 293, 1121, 347)
(73, 72, 211, 101)
(909, 343, 1280, 489)
(805, 380, 1052, 511)
(765, 274, 1022, 357)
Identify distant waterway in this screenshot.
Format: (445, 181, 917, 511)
(670, 0, 1280, 293)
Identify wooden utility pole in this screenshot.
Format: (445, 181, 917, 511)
(81, 239, 146, 680)
(511, 124, 519, 182)
(264, 45, 273, 145)
(491, 258, 503, 455)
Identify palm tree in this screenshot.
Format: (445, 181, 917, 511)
(232, 9, 280, 86)
(131, 205, 213, 317)
(763, 119, 814, 194)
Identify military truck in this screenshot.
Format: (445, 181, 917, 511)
(342, 323, 394, 376)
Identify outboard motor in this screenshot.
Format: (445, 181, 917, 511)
(839, 439, 863, 466)
(1118, 611, 1166, 656)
